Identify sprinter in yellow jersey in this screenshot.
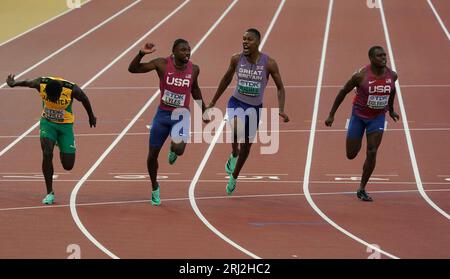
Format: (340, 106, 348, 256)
(6, 74, 96, 205)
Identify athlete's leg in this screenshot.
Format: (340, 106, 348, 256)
(40, 137, 56, 195)
(357, 114, 386, 201)
(147, 146, 162, 191)
(360, 131, 383, 190)
(232, 141, 253, 180)
(56, 123, 76, 171)
(170, 141, 187, 156)
(227, 106, 260, 195)
(167, 108, 190, 165)
(360, 114, 386, 189)
(346, 139, 362, 159)
(231, 110, 258, 179)
(346, 115, 365, 159)
(231, 117, 240, 157)
(60, 153, 75, 170)
(148, 146, 162, 206)
(148, 109, 171, 191)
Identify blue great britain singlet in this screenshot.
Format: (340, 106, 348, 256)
(232, 53, 269, 106)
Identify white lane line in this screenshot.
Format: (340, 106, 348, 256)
(2, 179, 450, 185)
(188, 0, 287, 260)
(70, 0, 240, 259)
(68, 0, 193, 260)
(2, 188, 450, 212)
(0, 0, 92, 47)
(0, 0, 143, 158)
(427, 0, 450, 40)
(1, 126, 450, 138)
(302, 0, 399, 259)
(379, 0, 449, 219)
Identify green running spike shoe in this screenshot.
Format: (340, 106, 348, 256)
(42, 192, 55, 205)
(168, 150, 178, 165)
(225, 154, 238, 175)
(226, 175, 237, 196)
(151, 185, 161, 206)
(357, 189, 373, 202)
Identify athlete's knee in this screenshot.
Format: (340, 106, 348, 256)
(346, 150, 358, 160)
(62, 162, 74, 171)
(171, 145, 185, 156)
(366, 146, 378, 158)
(60, 155, 75, 170)
(174, 148, 184, 156)
(148, 147, 161, 161)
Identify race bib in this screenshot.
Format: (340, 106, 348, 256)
(43, 108, 65, 122)
(237, 80, 261, 96)
(162, 90, 186, 108)
(367, 95, 389, 109)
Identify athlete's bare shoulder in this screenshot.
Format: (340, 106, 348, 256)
(192, 64, 200, 75)
(352, 66, 366, 84)
(152, 57, 167, 67)
(230, 53, 241, 63)
(227, 53, 240, 70)
(391, 70, 398, 81)
(231, 53, 241, 59)
(266, 56, 279, 70)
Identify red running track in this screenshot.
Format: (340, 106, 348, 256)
(0, 0, 448, 258)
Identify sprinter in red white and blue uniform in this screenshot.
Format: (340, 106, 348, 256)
(325, 46, 400, 202)
(129, 39, 208, 206)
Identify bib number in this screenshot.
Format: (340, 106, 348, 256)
(162, 90, 186, 108)
(43, 108, 65, 122)
(367, 95, 388, 109)
(237, 80, 261, 96)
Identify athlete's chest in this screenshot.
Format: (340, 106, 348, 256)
(163, 65, 193, 89)
(236, 63, 266, 82)
(40, 88, 72, 108)
(362, 76, 393, 95)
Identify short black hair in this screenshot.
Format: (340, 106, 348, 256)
(246, 28, 261, 41)
(368, 45, 384, 58)
(45, 80, 62, 101)
(172, 38, 189, 52)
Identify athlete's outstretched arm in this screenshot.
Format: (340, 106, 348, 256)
(207, 54, 239, 108)
(6, 74, 40, 91)
(128, 43, 162, 73)
(388, 71, 400, 122)
(268, 58, 289, 122)
(72, 85, 96, 128)
(325, 71, 363, 127)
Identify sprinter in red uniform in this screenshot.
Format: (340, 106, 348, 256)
(129, 39, 208, 206)
(325, 46, 400, 201)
